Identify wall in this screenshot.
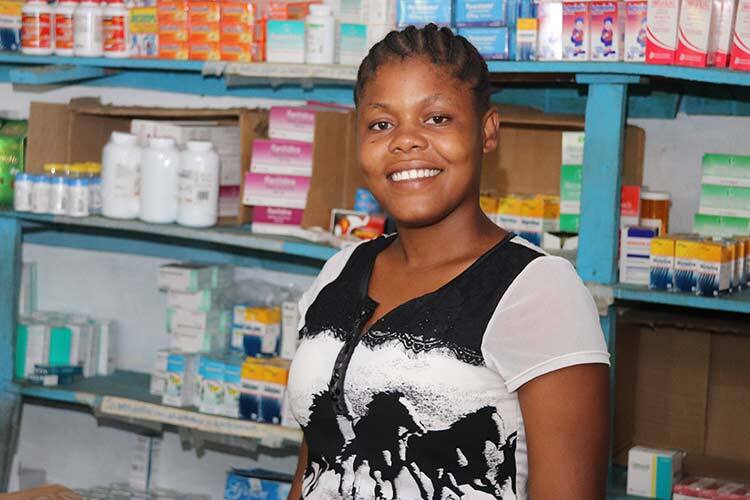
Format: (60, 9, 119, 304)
(4, 81, 750, 497)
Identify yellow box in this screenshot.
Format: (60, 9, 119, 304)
(129, 7, 158, 33)
(479, 193, 498, 217)
(241, 357, 290, 385)
(0, 0, 23, 17)
(696, 241, 733, 296)
(244, 307, 281, 325)
(496, 195, 523, 231)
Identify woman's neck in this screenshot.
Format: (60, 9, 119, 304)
(392, 199, 505, 269)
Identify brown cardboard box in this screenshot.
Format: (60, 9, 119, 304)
(0, 484, 82, 499)
(26, 98, 267, 225)
(614, 308, 750, 481)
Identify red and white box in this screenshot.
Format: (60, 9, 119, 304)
(673, 476, 750, 500)
(676, 0, 722, 67)
(563, 1, 591, 60)
(590, 1, 625, 60)
(646, 0, 682, 63)
(730, 0, 750, 69)
(625, 1, 648, 61)
(242, 173, 311, 209)
(251, 206, 305, 233)
(713, 0, 739, 66)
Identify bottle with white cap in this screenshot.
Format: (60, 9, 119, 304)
(305, 3, 336, 64)
(103, 0, 129, 58)
(74, 0, 103, 57)
(178, 140, 220, 228)
(140, 136, 180, 224)
(54, 0, 77, 55)
(102, 131, 142, 220)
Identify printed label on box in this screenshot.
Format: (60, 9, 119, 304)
(591, 1, 624, 60)
(731, 0, 750, 69)
(646, 0, 681, 63)
(242, 173, 311, 209)
(625, 1, 649, 61)
(563, 2, 590, 59)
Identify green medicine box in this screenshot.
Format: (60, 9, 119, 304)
(0, 119, 28, 206)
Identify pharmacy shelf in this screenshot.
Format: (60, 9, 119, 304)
(0, 53, 205, 71)
(0, 210, 338, 263)
(614, 283, 750, 314)
(17, 370, 303, 448)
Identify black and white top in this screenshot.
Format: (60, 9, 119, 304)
(287, 233, 610, 500)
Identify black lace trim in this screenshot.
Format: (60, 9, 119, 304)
(362, 329, 485, 366)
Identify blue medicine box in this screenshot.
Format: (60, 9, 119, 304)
(455, 0, 507, 27)
(224, 469, 292, 500)
(458, 27, 509, 60)
(398, 0, 453, 27)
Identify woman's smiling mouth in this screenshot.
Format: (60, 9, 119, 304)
(387, 168, 443, 182)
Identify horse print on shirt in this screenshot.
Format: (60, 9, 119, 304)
(302, 390, 518, 500)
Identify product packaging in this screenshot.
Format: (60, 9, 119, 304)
(242, 173, 311, 209)
(730, 0, 750, 70)
(590, 1, 624, 60)
(330, 209, 386, 240)
(696, 240, 733, 295)
(537, 0, 563, 60)
(676, 0, 722, 66)
(649, 236, 676, 290)
(560, 164, 582, 233)
(239, 357, 290, 424)
(163, 352, 199, 406)
(627, 446, 683, 499)
(621, 185, 642, 228)
(713, 0, 738, 66)
(457, 26, 510, 59)
(455, 0, 507, 27)
(268, 106, 317, 143)
(129, 7, 159, 57)
(158, 263, 216, 292)
(516, 17, 538, 60)
(0, 119, 27, 207)
(625, 0, 648, 61)
(250, 139, 313, 177)
(251, 206, 305, 233)
(397, 0, 453, 27)
(280, 300, 300, 360)
(224, 469, 292, 500)
(0, 0, 22, 52)
(619, 226, 658, 285)
(337, 22, 368, 64)
(646, 0, 681, 63)
(563, 1, 590, 59)
(266, 19, 305, 63)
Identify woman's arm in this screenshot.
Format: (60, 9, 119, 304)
(287, 438, 308, 500)
(518, 363, 610, 500)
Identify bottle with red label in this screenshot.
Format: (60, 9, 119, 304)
(54, 0, 77, 55)
(21, 0, 54, 55)
(103, 0, 129, 57)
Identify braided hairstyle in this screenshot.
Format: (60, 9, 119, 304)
(354, 24, 492, 114)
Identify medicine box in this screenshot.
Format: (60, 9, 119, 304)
(129, 7, 159, 58)
(266, 20, 305, 63)
(560, 164, 582, 233)
(676, 0, 722, 67)
(626, 446, 683, 499)
(516, 18, 539, 60)
(158, 263, 215, 292)
(563, 1, 590, 60)
(250, 139, 313, 177)
(646, 0, 681, 63)
(694, 213, 750, 238)
(224, 469, 292, 500)
(562, 131, 585, 164)
(590, 1, 625, 60)
(166, 307, 229, 333)
(699, 184, 750, 217)
(621, 185, 642, 228)
(519, 195, 560, 246)
(0, 0, 22, 52)
(15, 321, 50, 379)
(625, 0, 648, 61)
(649, 236, 675, 290)
(19, 262, 37, 316)
(95, 319, 117, 376)
(496, 195, 523, 232)
(167, 288, 225, 312)
(537, 1, 563, 60)
(280, 301, 301, 360)
(702, 153, 750, 187)
(673, 476, 750, 500)
(223, 361, 242, 418)
(455, 0, 507, 27)
(251, 206, 305, 231)
(713, 0, 738, 66)
(231, 307, 281, 356)
(696, 240, 733, 296)
(397, 0, 453, 27)
(457, 27, 510, 59)
(731, 0, 750, 70)
(169, 329, 227, 353)
(268, 106, 317, 143)
(198, 357, 226, 415)
(242, 173, 311, 209)
(620, 226, 657, 285)
(163, 352, 198, 407)
(338, 23, 368, 65)
(674, 238, 701, 292)
(239, 357, 290, 424)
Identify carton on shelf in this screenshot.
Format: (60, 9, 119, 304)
(646, 0, 681, 64)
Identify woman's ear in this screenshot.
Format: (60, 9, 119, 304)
(481, 107, 500, 154)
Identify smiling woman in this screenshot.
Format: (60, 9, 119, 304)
(285, 24, 611, 500)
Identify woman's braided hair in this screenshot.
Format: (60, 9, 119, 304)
(354, 23, 492, 114)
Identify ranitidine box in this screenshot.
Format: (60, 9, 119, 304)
(563, 1, 590, 60)
(676, 0, 722, 66)
(537, 1, 563, 60)
(250, 139, 313, 177)
(649, 236, 675, 290)
(455, 0, 507, 27)
(457, 27, 509, 59)
(266, 20, 305, 63)
(397, 0, 453, 27)
(242, 173, 311, 209)
(730, 0, 750, 70)
(251, 206, 305, 232)
(590, 1, 625, 60)
(268, 106, 316, 143)
(646, 0, 681, 64)
(627, 446, 683, 499)
(625, 1, 648, 61)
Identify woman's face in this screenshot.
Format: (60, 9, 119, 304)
(356, 56, 498, 228)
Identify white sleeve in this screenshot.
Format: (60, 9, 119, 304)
(296, 242, 364, 331)
(481, 256, 611, 392)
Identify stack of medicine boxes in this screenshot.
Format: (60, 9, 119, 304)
(560, 131, 584, 233)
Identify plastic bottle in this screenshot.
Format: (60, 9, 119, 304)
(13, 173, 34, 212)
(178, 141, 219, 228)
(140, 136, 180, 224)
(86, 162, 103, 214)
(54, 0, 77, 55)
(21, 0, 54, 55)
(31, 175, 52, 214)
(103, 0, 129, 57)
(74, 0, 103, 57)
(48, 175, 68, 215)
(66, 177, 90, 217)
(101, 131, 142, 220)
(305, 4, 335, 64)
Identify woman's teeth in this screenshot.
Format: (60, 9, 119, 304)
(389, 169, 441, 182)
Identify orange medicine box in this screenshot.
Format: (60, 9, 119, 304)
(189, 41, 220, 59)
(267, 0, 320, 19)
(160, 40, 189, 58)
(220, 42, 253, 60)
(220, 22, 252, 43)
(189, 22, 220, 42)
(188, 1, 220, 23)
(157, 0, 187, 22)
(220, 1, 254, 23)
(159, 22, 188, 41)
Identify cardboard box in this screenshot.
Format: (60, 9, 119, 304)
(614, 310, 750, 482)
(0, 485, 83, 499)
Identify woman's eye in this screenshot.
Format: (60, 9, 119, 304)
(427, 115, 450, 125)
(369, 121, 392, 131)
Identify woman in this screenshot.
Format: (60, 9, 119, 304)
(286, 24, 611, 500)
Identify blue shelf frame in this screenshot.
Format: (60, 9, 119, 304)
(2, 54, 750, 489)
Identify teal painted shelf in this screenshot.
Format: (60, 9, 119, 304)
(18, 370, 303, 446)
(0, 53, 204, 71)
(1, 210, 337, 262)
(614, 283, 750, 313)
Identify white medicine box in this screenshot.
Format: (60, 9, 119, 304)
(626, 446, 683, 499)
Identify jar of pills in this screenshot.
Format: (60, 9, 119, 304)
(67, 177, 90, 217)
(13, 173, 34, 212)
(640, 191, 670, 236)
(48, 175, 68, 215)
(31, 175, 51, 213)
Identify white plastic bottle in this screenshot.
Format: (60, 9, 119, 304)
(102, 131, 142, 220)
(140, 137, 180, 224)
(66, 177, 90, 217)
(21, 0, 54, 55)
(48, 176, 68, 215)
(31, 175, 51, 214)
(54, 0, 77, 55)
(13, 173, 34, 212)
(178, 141, 219, 228)
(305, 4, 335, 64)
(103, 0, 129, 57)
(74, 0, 103, 57)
